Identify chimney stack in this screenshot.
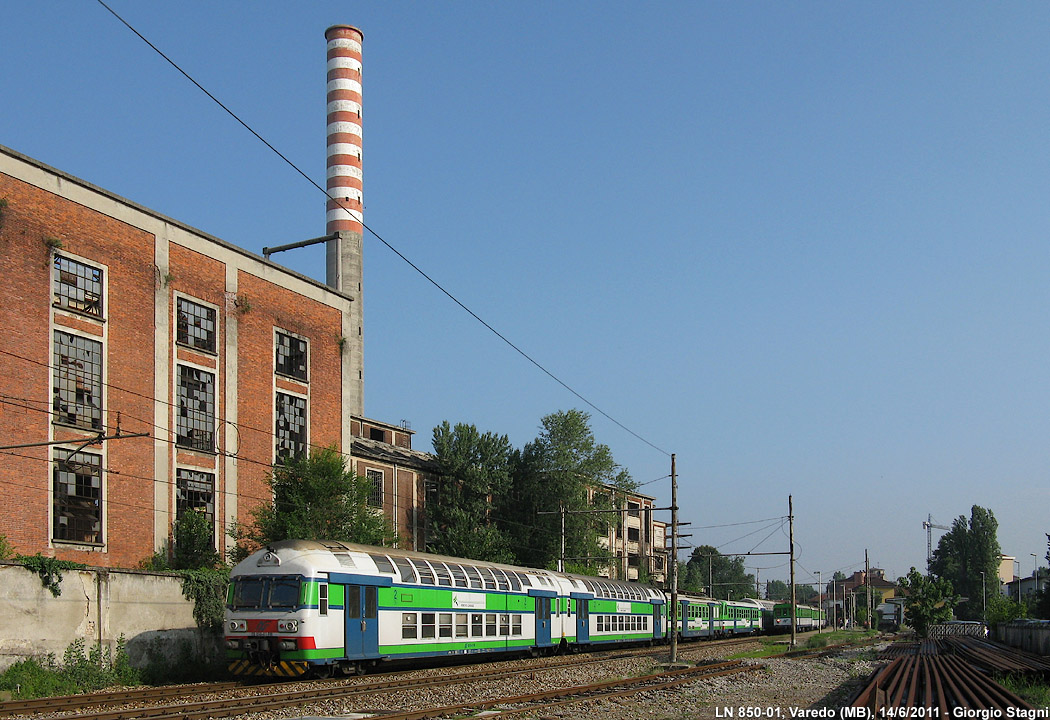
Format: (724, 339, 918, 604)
(324, 24, 364, 291)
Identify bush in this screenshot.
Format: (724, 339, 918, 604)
(0, 637, 139, 700)
(805, 633, 830, 649)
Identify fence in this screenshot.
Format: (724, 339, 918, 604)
(992, 620, 1050, 656)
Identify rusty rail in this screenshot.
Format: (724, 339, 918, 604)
(851, 652, 1034, 711)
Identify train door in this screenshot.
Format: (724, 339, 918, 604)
(529, 589, 555, 648)
(344, 584, 379, 658)
(575, 597, 590, 643)
(652, 602, 663, 640)
(707, 602, 721, 637)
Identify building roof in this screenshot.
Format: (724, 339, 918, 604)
(351, 436, 437, 471)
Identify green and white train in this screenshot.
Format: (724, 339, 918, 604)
(225, 540, 668, 677)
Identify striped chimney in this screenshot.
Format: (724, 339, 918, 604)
(325, 24, 364, 290)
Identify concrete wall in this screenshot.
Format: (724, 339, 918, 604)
(993, 620, 1050, 656)
(0, 563, 220, 672)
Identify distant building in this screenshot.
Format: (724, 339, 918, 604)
(592, 486, 666, 583)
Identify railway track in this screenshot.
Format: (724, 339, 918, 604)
(852, 640, 1036, 711)
(0, 636, 761, 720)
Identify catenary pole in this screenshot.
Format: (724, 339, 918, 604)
(670, 453, 679, 664)
(789, 494, 796, 648)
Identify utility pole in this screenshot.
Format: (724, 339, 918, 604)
(816, 570, 822, 634)
(670, 453, 679, 664)
(559, 504, 565, 573)
(865, 549, 871, 630)
(789, 494, 796, 648)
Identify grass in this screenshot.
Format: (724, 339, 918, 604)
(728, 629, 879, 659)
(997, 673, 1050, 708)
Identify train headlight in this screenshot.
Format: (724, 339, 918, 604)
(228, 620, 246, 632)
(279, 640, 297, 651)
(277, 619, 299, 633)
(225, 639, 241, 649)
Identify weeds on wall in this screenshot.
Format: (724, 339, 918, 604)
(16, 554, 87, 597)
(0, 636, 138, 700)
(179, 567, 230, 632)
(0, 198, 8, 233)
(0, 534, 13, 560)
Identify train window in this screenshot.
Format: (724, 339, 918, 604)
(471, 613, 483, 636)
(433, 563, 452, 587)
(597, 616, 604, 632)
(231, 578, 265, 609)
(582, 579, 594, 593)
(319, 583, 328, 616)
(492, 568, 510, 591)
(478, 566, 497, 590)
(448, 564, 468, 588)
(347, 588, 361, 619)
(369, 554, 395, 574)
(455, 614, 468, 638)
(411, 559, 435, 585)
(485, 614, 497, 636)
(512, 614, 522, 635)
(516, 572, 532, 587)
(268, 578, 300, 609)
(507, 572, 521, 592)
(393, 557, 416, 584)
(499, 614, 509, 636)
(364, 587, 377, 619)
(464, 565, 483, 589)
(402, 613, 417, 639)
(421, 613, 436, 639)
(439, 613, 453, 638)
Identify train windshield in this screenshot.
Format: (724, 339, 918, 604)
(230, 576, 302, 609)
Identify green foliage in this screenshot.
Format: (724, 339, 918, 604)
(683, 545, 756, 599)
(0, 197, 8, 232)
(16, 554, 86, 597)
(766, 579, 790, 602)
(179, 567, 230, 632)
(229, 446, 396, 562)
(426, 421, 514, 563)
(927, 505, 1001, 621)
(986, 593, 1027, 626)
(896, 567, 958, 638)
(500, 409, 633, 573)
(0, 637, 138, 700)
(172, 510, 221, 570)
(0, 533, 13, 560)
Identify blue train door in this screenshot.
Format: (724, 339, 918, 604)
(529, 589, 555, 648)
(652, 602, 663, 639)
(575, 597, 590, 643)
(344, 584, 379, 658)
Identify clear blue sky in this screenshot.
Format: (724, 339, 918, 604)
(3, 2, 1049, 588)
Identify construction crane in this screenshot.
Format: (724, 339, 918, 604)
(923, 513, 950, 564)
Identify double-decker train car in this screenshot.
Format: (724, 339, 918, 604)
(771, 602, 826, 632)
(677, 595, 764, 638)
(225, 539, 666, 677)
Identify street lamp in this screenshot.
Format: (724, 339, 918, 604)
(980, 571, 986, 625)
(1014, 559, 1021, 603)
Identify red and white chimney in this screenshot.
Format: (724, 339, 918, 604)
(325, 24, 364, 290)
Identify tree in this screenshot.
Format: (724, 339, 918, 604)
(927, 505, 1001, 621)
(426, 421, 513, 563)
(766, 579, 790, 602)
(685, 545, 756, 599)
(896, 567, 958, 638)
(229, 447, 396, 562)
(172, 509, 221, 570)
(501, 409, 634, 573)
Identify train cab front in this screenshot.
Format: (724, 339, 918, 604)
(225, 573, 314, 678)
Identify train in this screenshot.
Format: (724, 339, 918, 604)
(224, 539, 822, 677)
(772, 602, 826, 631)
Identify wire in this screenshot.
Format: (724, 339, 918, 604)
(93, 0, 670, 459)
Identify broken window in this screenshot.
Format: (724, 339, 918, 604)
(53, 448, 102, 544)
(176, 298, 216, 353)
(275, 331, 307, 381)
(53, 331, 103, 430)
(366, 468, 383, 508)
(53, 255, 103, 318)
(275, 392, 307, 461)
(176, 468, 215, 524)
(177, 365, 215, 451)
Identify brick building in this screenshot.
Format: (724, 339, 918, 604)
(0, 142, 435, 566)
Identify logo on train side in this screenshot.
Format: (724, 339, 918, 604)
(452, 592, 486, 609)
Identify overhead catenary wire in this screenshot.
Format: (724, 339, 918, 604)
(93, 0, 669, 459)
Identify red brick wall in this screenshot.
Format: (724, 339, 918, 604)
(1, 161, 355, 567)
(0, 171, 156, 567)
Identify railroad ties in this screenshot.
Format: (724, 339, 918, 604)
(849, 637, 1041, 712)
